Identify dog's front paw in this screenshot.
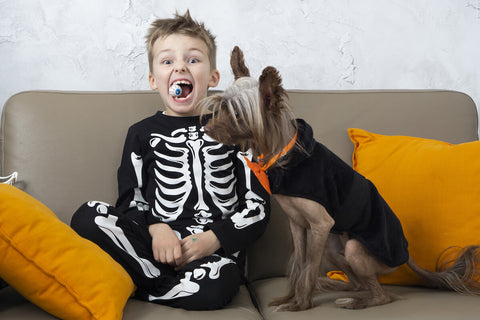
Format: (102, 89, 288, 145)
(268, 295, 292, 307)
(335, 297, 361, 309)
(335, 296, 392, 309)
(275, 302, 299, 312)
(275, 300, 314, 312)
(270, 297, 314, 311)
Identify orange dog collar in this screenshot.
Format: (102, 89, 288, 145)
(244, 131, 298, 194)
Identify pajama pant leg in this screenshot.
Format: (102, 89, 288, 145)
(70, 201, 242, 310)
(137, 254, 242, 310)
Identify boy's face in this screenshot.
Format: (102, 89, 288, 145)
(149, 34, 220, 117)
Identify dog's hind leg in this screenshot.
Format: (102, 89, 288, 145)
(335, 239, 397, 309)
(317, 234, 366, 292)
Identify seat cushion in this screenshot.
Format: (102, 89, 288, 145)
(250, 277, 480, 320)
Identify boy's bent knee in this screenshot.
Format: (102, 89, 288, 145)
(70, 201, 112, 238)
(200, 266, 241, 309)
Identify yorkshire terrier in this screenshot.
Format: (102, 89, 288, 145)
(198, 46, 480, 311)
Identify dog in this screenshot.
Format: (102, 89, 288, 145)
(198, 46, 480, 311)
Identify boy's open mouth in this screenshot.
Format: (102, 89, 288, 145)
(170, 80, 193, 100)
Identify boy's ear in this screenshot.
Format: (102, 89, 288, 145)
(208, 69, 220, 88)
(148, 72, 158, 90)
(259, 66, 286, 113)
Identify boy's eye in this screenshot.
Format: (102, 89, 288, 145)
(189, 58, 199, 63)
(162, 59, 172, 65)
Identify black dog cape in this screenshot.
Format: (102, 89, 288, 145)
(266, 119, 409, 268)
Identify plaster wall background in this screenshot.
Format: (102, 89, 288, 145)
(1, 0, 480, 129)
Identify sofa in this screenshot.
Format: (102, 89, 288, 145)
(1, 89, 479, 319)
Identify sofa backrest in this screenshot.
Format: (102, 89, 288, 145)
(2, 89, 478, 281)
(1, 91, 160, 219)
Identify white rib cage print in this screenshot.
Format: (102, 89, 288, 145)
(148, 125, 238, 223)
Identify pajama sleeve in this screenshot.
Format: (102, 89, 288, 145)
(115, 126, 150, 216)
(209, 150, 271, 255)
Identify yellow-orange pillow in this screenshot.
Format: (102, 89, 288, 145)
(0, 184, 135, 319)
(348, 128, 480, 285)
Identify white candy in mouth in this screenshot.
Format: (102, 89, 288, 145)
(169, 84, 182, 96)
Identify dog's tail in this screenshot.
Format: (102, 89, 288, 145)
(407, 245, 480, 295)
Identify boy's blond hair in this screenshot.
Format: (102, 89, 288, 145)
(145, 10, 217, 72)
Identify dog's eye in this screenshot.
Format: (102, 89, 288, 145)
(234, 111, 242, 120)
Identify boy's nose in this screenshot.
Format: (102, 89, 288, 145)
(174, 62, 187, 73)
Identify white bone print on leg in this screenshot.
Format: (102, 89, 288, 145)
(200, 255, 235, 279)
(148, 271, 200, 301)
(94, 214, 161, 278)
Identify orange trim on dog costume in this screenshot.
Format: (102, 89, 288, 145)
(244, 131, 298, 194)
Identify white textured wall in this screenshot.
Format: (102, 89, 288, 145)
(2, 0, 480, 127)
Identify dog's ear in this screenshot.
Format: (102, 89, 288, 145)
(230, 46, 250, 80)
(259, 66, 287, 113)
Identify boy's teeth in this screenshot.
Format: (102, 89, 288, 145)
(173, 80, 191, 85)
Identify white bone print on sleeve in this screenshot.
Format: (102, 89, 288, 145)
(130, 152, 149, 211)
(229, 152, 266, 229)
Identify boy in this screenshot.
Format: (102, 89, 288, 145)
(71, 10, 270, 310)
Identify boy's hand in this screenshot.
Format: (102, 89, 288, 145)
(149, 223, 182, 267)
(176, 230, 221, 270)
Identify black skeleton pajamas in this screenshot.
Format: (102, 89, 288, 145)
(71, 112, 270, 310)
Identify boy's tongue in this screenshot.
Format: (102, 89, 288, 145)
(178, 84, 192, 98)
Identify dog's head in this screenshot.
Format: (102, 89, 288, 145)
(199, 46, 294, 161)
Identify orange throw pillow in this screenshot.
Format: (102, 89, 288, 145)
(348, 128, 480, 285)
(0, 184, 134, 319)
